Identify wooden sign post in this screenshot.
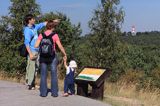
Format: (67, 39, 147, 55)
(75, 67, 111, 100)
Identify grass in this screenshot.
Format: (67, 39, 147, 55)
(104, 81, 160, 106)
(1, 71, 160, 106)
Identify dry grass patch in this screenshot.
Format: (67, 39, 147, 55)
(104, 81, 160, 106)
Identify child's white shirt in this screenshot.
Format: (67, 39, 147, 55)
(66, 67, 74, 75)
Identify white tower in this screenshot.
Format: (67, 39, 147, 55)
(131, 25, 136, 36)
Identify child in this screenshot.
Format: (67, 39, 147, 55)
(63, 58, 77, 97)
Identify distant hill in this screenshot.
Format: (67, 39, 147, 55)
(121, 31, 160, 46)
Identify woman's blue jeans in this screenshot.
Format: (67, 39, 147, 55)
(40, 55, 58, 97)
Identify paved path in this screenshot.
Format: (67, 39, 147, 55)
(0, 80, 110, 106)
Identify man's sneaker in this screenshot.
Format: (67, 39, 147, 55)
(31, 87, 35, 90)
(28, 85, 32, 90)
(28, 85, 35, 90)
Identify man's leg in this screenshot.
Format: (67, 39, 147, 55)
(25, 57, 30, 85)
(27, 58, 36, 89)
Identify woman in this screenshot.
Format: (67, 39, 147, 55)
(35, 20, 67, 97)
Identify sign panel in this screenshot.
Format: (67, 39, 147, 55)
(75, 68, 106, 81)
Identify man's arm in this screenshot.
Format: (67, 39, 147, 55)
(24, 29, 34, 60)
(44, 19, 61, 26)
(36, 19, 60, 30)
(35, 39, 41, 48)
(53, 19, 61, 25)
(26, 46, 34, 59)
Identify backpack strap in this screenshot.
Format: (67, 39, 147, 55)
(41, 32, 47, 38)
(29, 25, 36, 43)
(48, 32, 56, 38)
(29, 36, 34, 44)
(41, 32, 56, 38)
(41, 32, 56, 44)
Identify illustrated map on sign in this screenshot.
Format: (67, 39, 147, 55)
(75, 68, 105, 81)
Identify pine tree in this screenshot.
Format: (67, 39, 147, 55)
(88, 0, 125, 81)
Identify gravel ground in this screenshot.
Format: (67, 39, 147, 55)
(0, 80, 110, 106)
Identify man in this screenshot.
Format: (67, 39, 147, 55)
(24, 14, 60, 90)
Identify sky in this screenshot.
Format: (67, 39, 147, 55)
(0, 0, 160, 34)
